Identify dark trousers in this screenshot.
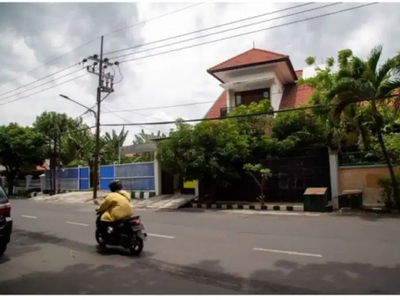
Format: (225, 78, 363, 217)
(96, 219, 117, 234)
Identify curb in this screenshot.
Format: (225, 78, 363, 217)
(131, 191, 156, 199)
(191, 203, 304, 211)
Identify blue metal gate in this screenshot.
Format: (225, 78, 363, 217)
(45, 166, 90, 191)
(99, 162, 155, 191)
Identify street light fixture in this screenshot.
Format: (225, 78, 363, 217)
(59, 94, 97, 118)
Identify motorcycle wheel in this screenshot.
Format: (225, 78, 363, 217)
(95, 229, 107, 247)
(0, 241, 7, 257)
(128, 236, 143, 255)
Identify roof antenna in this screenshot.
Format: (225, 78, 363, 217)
(253, 41, 255, 49)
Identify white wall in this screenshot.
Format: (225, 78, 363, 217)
(270, 76, 283, 111)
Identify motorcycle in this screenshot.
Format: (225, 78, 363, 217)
(95, 211, 147, 255)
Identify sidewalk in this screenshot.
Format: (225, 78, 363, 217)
(31, 191, 195, 210)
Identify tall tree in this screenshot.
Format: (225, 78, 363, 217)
(300, 46, 400, 205)
(0, 124, 46, 194)
(329, 46, 400, 205)
(33, 111, 84, 167)
(101, 127, 131, 164)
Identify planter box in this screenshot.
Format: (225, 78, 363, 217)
(303, 187, 329, 212)
(339, 190, 363, 210)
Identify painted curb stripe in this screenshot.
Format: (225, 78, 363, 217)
(190, 203, 304, 211)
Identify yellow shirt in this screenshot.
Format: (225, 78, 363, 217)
(97, 190, 133, 222)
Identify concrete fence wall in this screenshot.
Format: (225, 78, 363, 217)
(338, 165, 389, 206)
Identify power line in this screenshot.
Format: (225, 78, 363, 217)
(102, 102, 168, 134)
(109, 2, 340, 61)
(0, 43, 96, 89)
(0, 3, 377, 109)
(0, 72, 89, 107)
(105, 2, 204, 37)
(0, 68, 83, 104)
(101, 90, 289, 114)
(0, 3, 203, 91)
(102, 104, 163, 134)
(118, 3, 377, 65)
(101, 100, 216, 113)
(105, 2, 315, 56)
(100, 93, 400, 127)
(0, 63, 81, 100)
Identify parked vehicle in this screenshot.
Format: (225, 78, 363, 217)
(0, 186, 12, 256)
(95, 211, 147, 255)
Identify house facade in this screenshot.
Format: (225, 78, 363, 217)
(204, 48, 315, 118)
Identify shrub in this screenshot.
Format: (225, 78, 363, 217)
(377, 168, 400, 208)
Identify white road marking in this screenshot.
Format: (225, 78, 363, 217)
(147, 233, 175, 239)
(253, 247, 322, 258)
(65, 221, 90, 227)
(21, 215, 37, 219)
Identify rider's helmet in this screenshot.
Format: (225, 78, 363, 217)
(109, 180, 123, 192)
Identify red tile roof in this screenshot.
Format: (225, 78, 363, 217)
(204, 92, 227, 119)
(208, 48, 288, 73)
(279, 83, 315, 110)
(279, 69, 314, 109)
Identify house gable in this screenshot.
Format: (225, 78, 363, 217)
(205, 49, 315, 119)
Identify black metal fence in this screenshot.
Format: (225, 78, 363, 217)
(200, 147, 331, 203)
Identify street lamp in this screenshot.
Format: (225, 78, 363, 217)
(59, 94, 97, 118)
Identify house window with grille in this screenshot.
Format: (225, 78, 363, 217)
(234, 88, 271, 106)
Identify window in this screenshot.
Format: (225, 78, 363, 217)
(234, 88, 271, 106)
(0, 187, 7, 203)
(235, 94, 242, 106)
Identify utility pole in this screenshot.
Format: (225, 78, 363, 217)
(53, 137, 57, 195)
(82, 36, 119, 199)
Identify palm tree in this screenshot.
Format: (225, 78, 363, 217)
(132, 129, 166, 145)
(328, 46, 400, 205)
(101, 127, 129, 164)
(131, 129, 167, 162)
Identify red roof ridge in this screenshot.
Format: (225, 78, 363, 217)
(253, 48, 288, 58)
(207, 48, 288, 73)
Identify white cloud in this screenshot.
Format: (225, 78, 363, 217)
(1, 2, 400, 148)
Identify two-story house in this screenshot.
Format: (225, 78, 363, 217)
(204, 48, 315, 118)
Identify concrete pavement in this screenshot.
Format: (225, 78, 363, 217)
(2, 200, 400, 294)
(0, 230, 237, 294)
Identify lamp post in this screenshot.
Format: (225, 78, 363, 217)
(59, 94, 98, 198)
(59, 94, 97, 118)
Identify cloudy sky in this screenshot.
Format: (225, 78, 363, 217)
(1, 1, 400, 145)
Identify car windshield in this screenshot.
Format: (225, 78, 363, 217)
(0, 187, 7, 203)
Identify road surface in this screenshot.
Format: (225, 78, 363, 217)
(1, 200, 400, 294)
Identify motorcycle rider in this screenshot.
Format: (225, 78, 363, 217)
(96, 180, 133, 234)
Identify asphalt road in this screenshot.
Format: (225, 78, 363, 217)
(2, 200, 400, 294)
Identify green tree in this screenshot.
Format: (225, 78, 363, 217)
(101, 128, 130, 164)
(327, 46, 400, 205)
(33, 111, 85, 167)
(132, 129, 167, 162)
(300, 46, 400, 205)
(59, 125, 96, 167)
(0, 123, 46, 194)
(243, 163, 271, 204)
(157, 119, 249, 200)
(133, 129, 166, 145)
